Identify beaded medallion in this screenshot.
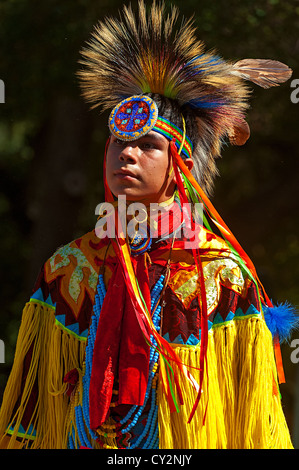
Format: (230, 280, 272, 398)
(108, 95, 159, 141)
(129, 228, 152, 256)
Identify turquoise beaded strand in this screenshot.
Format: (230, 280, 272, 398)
(67, 274, 106, 449)
(68, 271, 165, 450)
(121, 274, 165, 448)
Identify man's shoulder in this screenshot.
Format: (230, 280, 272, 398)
(199, 227, 247, 274)
(196, 227, 233, 259)
(30, 230, 111, 329)
(44, 230, 111, 275)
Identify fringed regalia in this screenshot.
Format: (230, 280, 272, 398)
(0, 1, 297, 449)
(0, 225, 296, 449)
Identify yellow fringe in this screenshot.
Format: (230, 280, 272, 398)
(158, 316, 294, 449)
(0, 301, 86, 449)
(0, 303, 293, 449)
(233, 316, 293, 449)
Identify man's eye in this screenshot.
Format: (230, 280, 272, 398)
(141, 142, 155, 149)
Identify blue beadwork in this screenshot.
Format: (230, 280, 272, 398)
(67, 274, 107, 449)
(119, 274, 164, 449)
(68, 272, 164, 449)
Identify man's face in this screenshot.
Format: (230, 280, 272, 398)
(106, 131, 176, 204)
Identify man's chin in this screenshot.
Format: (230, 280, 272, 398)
(111, 192, 160, 205)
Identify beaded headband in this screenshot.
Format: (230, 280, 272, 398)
(108, 95, 193, 159)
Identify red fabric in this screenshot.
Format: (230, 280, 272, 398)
(118, 256, 152, 403)
(63, 368, 79, 397)
(89, 256, 151, 430)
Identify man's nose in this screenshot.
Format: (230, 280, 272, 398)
(119, 143, 139, 163)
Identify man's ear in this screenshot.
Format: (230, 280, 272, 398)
(171, 158, 193, 183)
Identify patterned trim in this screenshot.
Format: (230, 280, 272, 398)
(55, 315, 88, 342)
(7, 423, 36, 440)
(29, 287, 56, 310)
(163, 305, 262, 346)
(211, 312, 261, 330)
(153, 116, 193, 159)
(29, 297, 56, 310)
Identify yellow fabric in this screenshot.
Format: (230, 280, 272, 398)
(0, 301, 85, 449)
(158, 316, 293, 449)
(0, 264, 294, 449)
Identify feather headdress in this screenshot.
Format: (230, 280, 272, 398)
(77, 0, 292, 195)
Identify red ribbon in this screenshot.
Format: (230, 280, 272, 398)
(89, 256, 151, 430)
(170, 140, 209, 423)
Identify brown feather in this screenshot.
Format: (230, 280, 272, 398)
(231, 59, 292, 88)
(228, 120, 250, 146)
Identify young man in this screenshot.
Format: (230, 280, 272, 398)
(0, 2, 297, 449)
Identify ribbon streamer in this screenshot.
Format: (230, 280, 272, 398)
(103, 138, 201, 417)
(169, 139, 285, 387)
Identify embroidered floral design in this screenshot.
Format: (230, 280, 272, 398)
(45, 242, 98, 317)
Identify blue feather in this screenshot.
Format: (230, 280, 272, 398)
(186, 54, 225, 73)
(263, 302, 299, 343)
(188, 97, 225, 109)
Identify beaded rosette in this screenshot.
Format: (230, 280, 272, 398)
(108, 95, 159, 141)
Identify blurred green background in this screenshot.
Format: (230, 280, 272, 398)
(0, 0, 298, 447)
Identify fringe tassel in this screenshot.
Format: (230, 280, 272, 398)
(0, 301, 86, 449)
(158, 334, 227, 449)
(0, 302, 47, 448)
(158, 316, 293, 449)
(233, 316, 292, 449)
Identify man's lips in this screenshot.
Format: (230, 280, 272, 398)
(114, 168, 138, 179)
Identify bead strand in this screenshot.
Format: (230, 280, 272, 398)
(75, 405, 93, 448)
(143, 375, 159, 449)
(120, 359, 158, 433)
(74, 273, 107, 447)
(75, 270, 165, 449)
(119, 275, 164, 445)
(68, 426, 78, 449)
(142, 371, 159, 449)
(146, 425, 159, 449)
(67, 430, 75, 449)
(129, 383, 158, 448)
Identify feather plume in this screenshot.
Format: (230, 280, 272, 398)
(77, 1, 292, 195)
(264, 302, 299, 344)
(231, 59, 292, 88)
(77, 1, 249, 113)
